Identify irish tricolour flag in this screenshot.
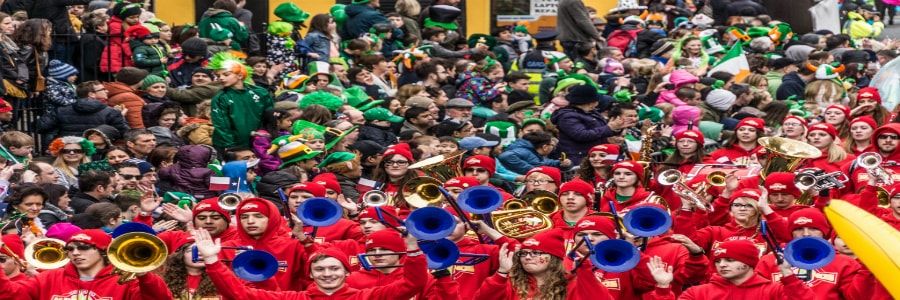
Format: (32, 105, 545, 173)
(709, 44, 751, 83)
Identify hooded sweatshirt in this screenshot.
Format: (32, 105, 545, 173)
(346, 257, 456, 300)
(0, 263, 172, 299)
(756, 252, 869, 300)
(656, 70, 698, 106)
(106, 81, 146, 128)
(197, 8, 249, 50)
(221, 199, 308, 291)
(646, 273, 815, 300)
(843, 123, 900, 193)
(472, 253, 612, 300)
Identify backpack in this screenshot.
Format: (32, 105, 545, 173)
(607, 29, 640, 57)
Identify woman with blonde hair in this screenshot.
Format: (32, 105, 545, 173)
(801, 123, 855, 173)
(48, 136, 95, 189)
(395, 0, 421, 45)
(844, 116, 877, 155)
(742, 73, 769, 90)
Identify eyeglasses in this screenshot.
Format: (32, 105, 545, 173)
(120, 174, 143, 180)
(516, 250, 548, 258)
(62, 149, 84, 154)
(731, 203, 755, 209)
(384, 160, 410, 167)
(783, 122, 803, 127)
(464, 168, 488, 174)
(63, 244, 95, 252)
(92, 88, 107, 93)
(878, 135, 900, 141)
(526, 179, 552, 185)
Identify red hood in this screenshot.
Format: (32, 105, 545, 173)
(234, 199, 287, 247)
(105, 81, 138, 98)
(872, 123, 900, 160)
(708, 273, 771, 288)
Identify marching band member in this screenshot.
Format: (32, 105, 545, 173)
(550, 179, 595, 231)
(844, 116, 877, 155)
(781, 115, 808, 141)
(843, 123, 900, 193)
(0, 229, 173, 299)
(161, 232, 222, 299)
(576, 144, 619, 187)
(756, 172, 806, 220)
(192, 198, 239, 244)
(462, 155, 514, 199)
(598, 162, 652, 212)
(443, 213, 519, 300)
(523, 166, 561, 194)
(646, 240, 815, 300)
(857, 181, 900, 230)
(443, 176, 481, 199)
(290, 182, 365, 243)
(0, 234, 26, 282)
(193, 227, 429, 299)
(660, 129, 706, 174)
(706, 118, 765, 165)
(851, 87, 891, 126)
(822, 105, 850, 138)
(802, 123, 855, 173)
(570, 215, 656, 300)
(370, 143, 419, 204)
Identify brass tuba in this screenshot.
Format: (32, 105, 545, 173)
(24, 238, 68, 270)
(758, 137, 821, 179)
(520, 190, 560, 214)
(401, 177, 446, 208)
(408, 150, 465, 182)
(491, 209, 553, 239)
(657, 169, 709, 211)
(108, 232, 168, 284)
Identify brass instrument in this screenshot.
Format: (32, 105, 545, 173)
(24, 238, 68, 270)
(758, 137, 821, 179)
(858, 152, 894, 185)
(876, 186, 891, 207)
(401, 177, 446, 208)
(362, 190, 392, 207)
(521, 190, 559, 214)
(108, 232, 168, 284)
(491, 209, 553, 239)
(502, 199, 526, 211)
(218, 193, 243, 211)
(638, 125, 656, 187)
(408, 150, 465, 182)
(657, 169, 709, 211)
(707, 171, 727, 187)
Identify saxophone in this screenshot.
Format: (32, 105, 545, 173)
(638, 124, 656, 187)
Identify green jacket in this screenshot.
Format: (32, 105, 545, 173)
(198, 8, 249, 50)
(131, 41, 166, 76)
(765, 70, 784, 97)
(211, 84, 273, 149)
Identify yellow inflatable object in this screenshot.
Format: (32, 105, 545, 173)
(824, 200, 900, 299)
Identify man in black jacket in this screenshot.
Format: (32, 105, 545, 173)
(35, 81, 130, 140)
(775, 63, 816, 100)
(69, 171, 114, 214)
(358, 107, 403, 147)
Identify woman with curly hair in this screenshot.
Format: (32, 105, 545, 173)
(0, 184, 48, 235)
(161, 237, 220, 299)
(48, 136, 96, 189)
(576, 144, 619, 187)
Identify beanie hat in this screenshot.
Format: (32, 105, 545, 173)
(674, 129, 705, 145)
(444, 176, 480, 189)
(383, 143, 414, 162)
(288, 182, 326, 198)
(365, 229, 406, 253)
(357, 205, 402, 227)
(115, 67, 149, 86)
(788, 208, 831, 236)
(559, 179, 595, 206)
(783, 115, 808, 127)
(589, 144, 620, 164)
(141, 75, 166, 90)
(125, 24, 152, 40)
(850, 116, 877, 130)
(574, 215, 616, 239)
(735, 117, 765, 132)
(463, 155, 496, 176)
(46, 222, 82, 241)
(521, 230, 566, 259)
(764, 172, 801, 198)
(0, 234, 23, 259)
(825, 104, 850, 117)
(192, 198, 232, 222)
(856, 87, 881, 104)
(611, 161, 644, 183)
(526, 166, 562, 187)
(114, 2, 143, 19)
(236, 198, 272, 217)
(68, 229, 112, 251)
(158, 231, 195, 255)
(712, 240, 760, 267)
(565, 85, 601, 105)
(47, 59, 78, 81)
(307, 247, 351, 274)
(0, 99, 11, 114)
(312, 173, 341, 194)
(729, 188, 761, 207)
(181, 37, 208, 57)
(705, 89, 737, 111)
(808, 123, 838, 139)
(274, 2, 311, 23)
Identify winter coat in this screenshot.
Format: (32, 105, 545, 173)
(220, 199, 308, 291)
(250, 130, 283, 175)
(222, 160, 252, 194)
(302, 218, 364, 244)
(343, 3, 389, 39)
(706, 144, 763, 164)
(167, 57, 209, 89)
(674, 210, 791, 265)
(158, 145, 217, 199)
(19, 45, 47, 92)
(197, 8, 249, 50)
(557, 0, 601, 43)
(0, 40, 27, 96)
(776, 72, 807, 100)
(43, 77, 76, 111)
(303, 31, 332, 62)
(643, 237, 710, 297)
(27, 0, 90, 43)
(211, 84, 274, 149)
(726, 0, 769, 18)
(69, 191, 105, 214)
(648, 273, 814, 300)
(456, 72, 502, 105)
(106, 81, 146, 128)
(76, 31, 106, 81)
(346, 259, 455, 300)
(0, 263, 172, 300)
(497, 139, 561, 175)
(756, 252, 868, 300)
(267, 34, 299, 70)
(472, 254, 612, 300)
(176, 117, 214, 145)
(698, 102, 726, 123)
(100, 16, 134, 73)
(166, 81, 221, 116)
(255, 170, 299, 209)
(452, 237, 519, 300)
(765, 70, 785, 97)
(148, 126, 184, 147)
(36, 97, 130, 139)
(358, 123, 398, 146)
(131, 40, 167, 76)
(550, 106, 618, 165)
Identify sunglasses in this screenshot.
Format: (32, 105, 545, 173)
(63, 244, 95, 252)
(464, 168, 488, 174)
(120, 174, 143, 180)
(62, 149, 84, 154)
(878, 135, 900, 141)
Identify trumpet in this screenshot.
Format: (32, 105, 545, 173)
(858, 152, 894, 185)
(707, 171, 727, 187)
(794, 168, 848, 191)
(24, 238, 68, 270)
(657, 169, 709, 211)
(108, 232, 168, 284)
(218, 193, 243, 211)
(362, 190, 392, 207)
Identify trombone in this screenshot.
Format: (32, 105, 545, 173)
(24, 238, 68, 270)
(657, 169, 709, 211)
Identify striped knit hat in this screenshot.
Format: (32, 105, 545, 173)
(48, 60, 78, 81)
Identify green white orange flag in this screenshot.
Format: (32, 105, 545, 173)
(709, 44, 751, 82)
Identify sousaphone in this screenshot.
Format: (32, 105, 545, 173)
(758, 137, 821, 179)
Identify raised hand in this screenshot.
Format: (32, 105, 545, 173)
(497, 243, 519, 274)
(161, 203, 193, 223)
(669, 234, 703, 255)
(646, 255, 674, 288)
(152, 220, 179, 232)
(191, 229, 221, 264)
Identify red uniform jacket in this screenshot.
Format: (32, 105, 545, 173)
(221, 200, 308, 291)
(314, 239, 366, 272)
(346, 259, 457, 300)
(598, 187, 653, 213)
(674, 211, 790, 272)
(705, 145, 762, 165)
(472, 256, 612, 300)
(452, 236, 520, 300)
(584, 255, 655, 300)
(799, 153, 856, 174)
(0, 264, 171, 300)
(643, 236, 710, 297)
(304, 218, 365, 244)
(646, 273, 815, 300)
(858, 185, 900, 230)
(205, 254, 428, 300)
(755, 253, 868, 300)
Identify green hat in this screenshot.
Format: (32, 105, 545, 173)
(330, 4, 348, 24)
(559, 73, 602, 93)
(521, 118, 547, 128)
(554, 78, 586, 96)
(746, 27, 771, 39)
(299, 91, 344, 112)
(300, 61, 340, 90)
(297, 127, 325, 141)
(324, 125, 358, 151)
(613, 90, 636, 103)
(292, 119, 327, 136)
(699, 121, 724, 141)
(207, 161, 223, 176)
(467, 34, 497, 49)
(699, 29, 725, 55)
(329, 57, 349, 69)
(638, 106, 664, 123)
(543, 51, 569, 66)
(274, 2, 310, 23)
(484, 120, 518, 147)
(364, 107, 403, 123)
(143, 23, 160, 34)
(317, 151, 356, 169)
(163, 192, 196, 209)
(343, 86, 384, 111)
(78, 160, 115, 173)
(278, 141, 322, 168)
(208, 25, 233, 42)
(141, 75, 166, 90)
(768, 23, 793, 45)
(423, 5, 461, 30)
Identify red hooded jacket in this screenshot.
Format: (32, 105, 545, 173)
(100, 16, 134, 73)
(598, 186, 653, 213)
(0, 264, 171, 300)
(472, 256, 612, 300)
(221, 199, 308, 291)
(205, 254, 428, 300)
(706, 144, 763, 165)
(674, 210, 791, 271)
(304, 218, 365, 245)
(646, 273, 815, 300)
(346, 258, 457, 300)
(755, 252, 869, 300)
(452, 236, 520, 300)
(642, 236, 710, 297)
(857, 185, 900, 230)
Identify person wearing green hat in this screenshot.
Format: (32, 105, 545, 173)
(206, 25, 234, 54)
(140, 75, 169, 102)
(198, 0, 249, 50)
(520, 118, 547, 137)
(163, 192, 196, 209)
(342, 0, 389, 40)
(277, 141, 322, 175)
(358, 107, 403, 147)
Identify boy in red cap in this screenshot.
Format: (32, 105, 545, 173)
(598, 161, 653, 212)
(647, 239, 815, 300)
(462, 155, 514, 199)
(192, 226, 429, 299)
(755, 208, 875, 300)
(0, 229, 172, 299)
(289, 182, 365, 244)
(551, 179, 595, 231)
(706, 117, 765, 165)
(0, 234, 26, 282)
(192, 198, 239, 243)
